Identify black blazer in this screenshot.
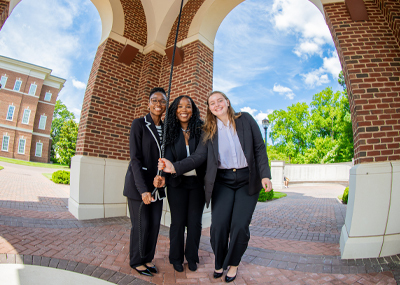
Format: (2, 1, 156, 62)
(164, 130, 206, 188)
(123, 113, 165, 201)
(173, 112, 271, 207)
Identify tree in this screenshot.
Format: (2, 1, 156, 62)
(55, 119, 78, 167)
(51, 100, 75, 161)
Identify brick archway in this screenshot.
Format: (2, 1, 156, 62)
(1, 0, 399, 260)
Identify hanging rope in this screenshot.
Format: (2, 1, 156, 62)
(138, 0, 185, 259)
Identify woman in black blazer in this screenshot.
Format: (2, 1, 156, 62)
(159, 95, 206, 272)
(158, 91, 272, 283)
(123, 87, 167, 277)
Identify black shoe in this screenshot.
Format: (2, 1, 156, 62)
(225, 270, 237, 283)
(133, 267, 153, 277)
(173, 263, 184, 272)
(145, 264, 158, 274)
(188, 262, 197, 272)
(213, 271, 223, 279)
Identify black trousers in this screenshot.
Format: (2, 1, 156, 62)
(167, 176, 205, 265)
(127, 198, 163, 268)
(210, 168, 259, 270)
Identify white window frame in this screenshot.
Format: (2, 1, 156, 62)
(22, 109, 31, 124)
(44, 92, 52, 101)
(13, 79, 22, 91)
(28, 83, 37, 95)
(2, 135, 10, 152)
(18, 138, 26, 154)
(35, 142, 43, 157)
(6, 105, 15, 121)
(0, 75, 7, 88)
(38, 115, 47, 130)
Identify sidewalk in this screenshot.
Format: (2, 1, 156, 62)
(0, 161, 399, 284)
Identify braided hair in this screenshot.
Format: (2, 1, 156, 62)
(164, 95, 203, 146)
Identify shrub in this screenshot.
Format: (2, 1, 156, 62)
(258, 188, 274, 202)
(52, 170, 70, 185)
(342, 187, 349, 204)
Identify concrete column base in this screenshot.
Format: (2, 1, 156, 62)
(70, 155, 212, 227)
(271, 161, 285, 190)
(340, 161, 400, 259)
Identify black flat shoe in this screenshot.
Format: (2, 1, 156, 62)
(133, 267, 153, 277)
(173, 263, 184, 272)
(188, 262, 197, 272)
(145, 264, 158, 274)
(213, 271, 223, 279)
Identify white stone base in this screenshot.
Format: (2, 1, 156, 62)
(69, 155, 128, 220)
(70, 155, 213, 227)
(340, 161, 400, 259)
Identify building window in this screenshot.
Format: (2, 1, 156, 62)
(35, 142, 43, 157)
(6, 105, 15, 121)
(0, 75, 7, 88)
(28, 83, 37, 95)
(44, 92, 52, 101)
(18, 138, 26, 154)
(2, 135, 10, 152)
(22, 109, 31, 124)
(13, 79, 22, 91)
(38, 115, 47, 130)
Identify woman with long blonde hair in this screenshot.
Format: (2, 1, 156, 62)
(158, 90, 272, 283)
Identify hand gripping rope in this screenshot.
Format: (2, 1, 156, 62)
(138, 0, 185, 259)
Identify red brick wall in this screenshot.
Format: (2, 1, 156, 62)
(120, 0, 147, 46)
(135, 51, 164, 118)
(0, 0, 8, 30)
(166, 0, 206, 47)
(324, 1, 400, 164)
(76, 38, 144, 160)
(160, 40, 213, 118)
(374, 0, 400, 47)
(12, 131, 31, 161)
(30, 136, 50, 163)
(0, 127, 14, 158)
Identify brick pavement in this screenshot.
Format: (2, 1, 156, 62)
(0, 161, 399, 284)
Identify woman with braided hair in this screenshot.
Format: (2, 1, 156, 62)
(155, 95, 206, 272)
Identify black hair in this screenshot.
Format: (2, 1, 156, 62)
(164, 95, 203, 146)
(149, 87, 166, 100)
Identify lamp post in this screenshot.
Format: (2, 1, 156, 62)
(262, 118, 270, 148)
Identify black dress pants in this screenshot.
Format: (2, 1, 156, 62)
(127, 198, 163, 268)
(167, 176, 205, 265)
(210, 168, 259, 270)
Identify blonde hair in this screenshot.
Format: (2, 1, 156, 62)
(202, 91, 241, 142)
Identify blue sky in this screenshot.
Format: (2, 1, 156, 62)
(0, 0, 342, 141)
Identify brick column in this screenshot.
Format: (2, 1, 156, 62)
(324, 0, 400, 259)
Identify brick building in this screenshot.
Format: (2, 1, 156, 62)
(0, 0, 399, 259)
(0, 55, 66, 163)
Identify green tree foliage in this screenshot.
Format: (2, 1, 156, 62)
(55, 119, 78, 167)
(267, 79, 353, 164)
(51, 100, 75, 161)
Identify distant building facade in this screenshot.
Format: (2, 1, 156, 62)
(0, 55, 65, 163)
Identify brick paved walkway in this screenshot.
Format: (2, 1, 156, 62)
(0, 161, 399, 284)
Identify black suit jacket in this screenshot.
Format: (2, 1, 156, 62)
(123, 113, 165, 201)
(173, 112, 271, 207)
(164, 130, 206, 188)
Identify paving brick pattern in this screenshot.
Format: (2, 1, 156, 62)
(0, 161, 399, 284)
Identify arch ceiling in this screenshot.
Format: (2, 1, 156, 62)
(7, 0, 344, 53)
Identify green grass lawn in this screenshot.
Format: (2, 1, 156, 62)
(273, 192, 287, 199)
(42, 173, 53, 180)
(0, 157, 69, 169)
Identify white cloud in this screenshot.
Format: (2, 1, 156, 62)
(213, 77, 241, 93)
(273, 84, 295, 100)
(301, 68, 330, 87)
(240, 107, 274, 139)
(301, 51, 341, 87)
(270, 0, 332, 58)
(72, 79, 86, 90)
(323, 51, 342, 78)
